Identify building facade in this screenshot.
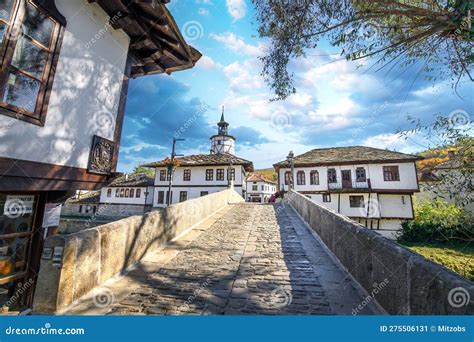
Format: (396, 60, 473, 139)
(145, 113, 254, 208)
(0, 0, 200, 310)
(274, 146, 421, 239)
(245, 174, 277, 203)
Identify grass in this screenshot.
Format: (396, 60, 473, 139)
(401, 242, 474, 281)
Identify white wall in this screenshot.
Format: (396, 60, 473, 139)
(0, 0, 129, 169)
(378, 194, 413, 218)
(152, 165, 247, 207)
(100, 186, 151, 205)
(278, 162, 418, 192)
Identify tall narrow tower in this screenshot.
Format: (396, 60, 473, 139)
(210, 106, 235, 155)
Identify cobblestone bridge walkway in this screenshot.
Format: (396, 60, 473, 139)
(66, 204, 381, 315)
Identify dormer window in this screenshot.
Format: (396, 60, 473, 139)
(0, 0, 63, 126)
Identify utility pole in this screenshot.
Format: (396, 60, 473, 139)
(167, 137, 184, 207)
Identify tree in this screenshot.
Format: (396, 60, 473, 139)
(252, 0, 474, 100)
(132, 164, 155, 177)
(399, 114, 473, 206)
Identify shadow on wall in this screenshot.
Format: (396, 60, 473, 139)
(32, 189, 244, 313)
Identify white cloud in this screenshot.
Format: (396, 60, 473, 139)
(361, 132, 426, 154)
(197, 55, 218, 70)
(226, 0, 246, 21)
(210, 32, 262, 56)
(223, 60, 264, 92)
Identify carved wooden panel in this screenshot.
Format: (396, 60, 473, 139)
(87, 135, 115, 175)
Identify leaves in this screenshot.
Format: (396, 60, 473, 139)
(252, 0, 474, 100)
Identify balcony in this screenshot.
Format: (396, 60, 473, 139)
(328, 178, 371, 191)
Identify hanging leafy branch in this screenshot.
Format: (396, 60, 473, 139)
(252, 0, 474, 100)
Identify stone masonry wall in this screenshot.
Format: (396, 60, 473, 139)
(286, 190, 473, 315)
(33, 188, 244, 313)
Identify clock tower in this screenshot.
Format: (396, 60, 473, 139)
(210, 107, 235, 155)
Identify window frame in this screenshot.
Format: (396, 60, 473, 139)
(183, 169, 191, 181)
(179, 191, 187, 202)
(349, 195, 365, 208)
(310, 170, 319, 185)
(157, 190, 164, 204)
(205, 169, 213, 181)
(383, 165, 400, 181)
(107, 188, 112, 197)
(322, 193, 331, 202)
(159, 170, 167, 181)
(129, 188, 134, 198)
(216, 168, 224, 181)
(327, 168, 337, 183)
(200, 191, 208, 197)
(284, 171, 291, 185)
(296, 171, 305, 185)
(135, 188, 141, 198)
(0, 0, 64, 126)
(227, 168, 235, 181)
(356, 167, 366, 182)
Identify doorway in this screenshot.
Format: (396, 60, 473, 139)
(341, 170, 352, 189)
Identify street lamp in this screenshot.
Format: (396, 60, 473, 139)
(167, 137, 184, 207)
(286, 151, 295, 191)
(227, 159, 234, 189)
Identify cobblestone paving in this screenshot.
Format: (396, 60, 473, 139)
(69, 203, 379, 315)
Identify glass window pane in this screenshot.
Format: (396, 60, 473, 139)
(0, 0, 14, 22)
(3, 72, 40, 112)
(12, 36, 48, 78)
(0, 23, 5, 43)
(23, 2, 54, 47)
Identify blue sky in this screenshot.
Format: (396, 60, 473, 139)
(117, 0, 473, 172)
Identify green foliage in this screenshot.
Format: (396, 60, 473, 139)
(255, 168, 278, 182)
(252, 0, 474, 100)
(132, 165, 154, 178)
(399, 198, 473, 243)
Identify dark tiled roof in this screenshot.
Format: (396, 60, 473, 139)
(143, 153, 254, 172)
(107, 173, 154, 187)
(433, 158, 473, 170)
(247, 174, 276, 184)
(417, 172, 440, 182)
(274, 146, 422, 168)
(67, 191, 100, 204)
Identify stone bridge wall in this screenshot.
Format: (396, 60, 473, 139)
(286, 190, 473, 315)
(33, 189, 244, 313)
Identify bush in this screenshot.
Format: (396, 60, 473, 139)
(398, 199, 473, 243)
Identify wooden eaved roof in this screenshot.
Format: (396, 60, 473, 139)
(92, 0, 202, 77)
(144, 153, 254, 172)
(274, 146, 422, 168)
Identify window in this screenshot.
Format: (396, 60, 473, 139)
(322, 194, 331, 202)
(79, 205, 83, 213)
(136, 189, 141, 198)
(0, 0, 63, 125)
(157, 191, 164, 204)
(200, 191, 208, 197)
(129, 188, 134, 198)
(120, 189, 124, 197)
(179, 191, 187, 202)
(356, 167, 366, 182)
(310, 170, 319, 185)
(125, 189, 129, 197)
(296, 171, 305, 185)
(252, 185, 258, 191)
(216, 169, 224, 181)
(383, 166, 400, 181)
(115, 189, 119, 197)
(349, 195, 365, 208)
(327, 168, 337, 183)
(205, 169, 213, 181)
(227, 168, 235, 181)
(284, 171, 291, 185)
(183, 169, 191, 181)
(160, 170, 167, 181)
(107, 189, 112, 197)
(261, 185, 264, 190)
(166, 191, 173, 204)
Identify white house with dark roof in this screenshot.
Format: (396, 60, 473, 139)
(274, 146, 422, 239)
(245, 174, 277, 203)
(144, 112, 254, 208)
